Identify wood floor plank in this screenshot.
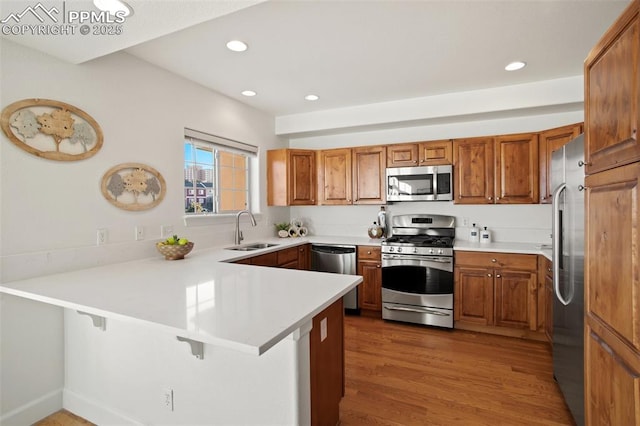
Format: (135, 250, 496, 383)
(340, 314, 575, 426)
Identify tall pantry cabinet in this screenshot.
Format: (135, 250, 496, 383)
(583, 1, 640, 424)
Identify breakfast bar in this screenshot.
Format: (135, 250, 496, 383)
(0, 245, 361, 425)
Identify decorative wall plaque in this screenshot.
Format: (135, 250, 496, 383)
(1, 98, 103, 161)
(101, 163, 166, 211)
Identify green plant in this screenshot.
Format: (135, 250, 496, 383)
(274, 222, 290, 231)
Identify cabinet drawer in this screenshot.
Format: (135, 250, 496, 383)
(455, 251, 537, 271)
(358, 245, 381, 260)
(277, 246, 299, 265)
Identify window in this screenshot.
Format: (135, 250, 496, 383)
(184, 128, 258, 215)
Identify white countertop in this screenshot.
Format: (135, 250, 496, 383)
(0, 238, 362, 356)
(0, 235, 552, 357)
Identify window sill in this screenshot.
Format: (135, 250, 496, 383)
(183, 212, 264, 227)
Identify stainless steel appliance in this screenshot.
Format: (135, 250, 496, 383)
(381, 214, 455, 328)
(386, 165, 453, 202)
(310, 244, 359, 314)
(551, 134, 585, 426)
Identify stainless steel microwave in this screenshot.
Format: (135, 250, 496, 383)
(386, 165, 453, 202)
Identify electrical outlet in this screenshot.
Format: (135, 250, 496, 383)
(160, 225, 173, 239)
(97, 229, 107, 245)
(162, 388, 174, 411)
(135, 226, 145, 241)
(462, 217, 469, 227)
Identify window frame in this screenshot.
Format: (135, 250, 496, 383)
(183, 128, 260, 226)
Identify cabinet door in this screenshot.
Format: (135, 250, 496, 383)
(453, 137, 494, 204)
(289, 150, 316, 205)
(386, 143, 419, 167)
(352, 146, 386, 204)
(250, 252, 278, 267)
(544, 271, 553, 342)
(267, 149, 316, 206)
(494, 133, 539, 204)
(539, 123, 583, 203)
(357, 260, 382, 311)
(586, 322, 640, 425)
(297, 244, 310, 270)
(317, 148, 352, 205)
(585, 1, 640, 175)
(494, 270, 537, 330)
(418, 140, 453, 165)
(454, 266, 494, 325)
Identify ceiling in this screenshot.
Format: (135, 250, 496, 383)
(1, 0, 630, 117)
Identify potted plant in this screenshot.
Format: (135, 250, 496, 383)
(275, 222, 290, 238)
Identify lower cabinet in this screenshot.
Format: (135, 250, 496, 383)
(232, 244, 310, 270)
(539, 256, 553, 343)
(357, 245, 382, 312)
(454, 251, 543, 339)
(310, 298, 344, 426)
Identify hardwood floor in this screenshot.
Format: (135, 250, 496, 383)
(35, 315, 573, 426)
(33, 409, 94, 426)
(340, 313, 575, 426)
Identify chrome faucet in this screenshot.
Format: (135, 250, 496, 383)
(235, 210, 257, 245)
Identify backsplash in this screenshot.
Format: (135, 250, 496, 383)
(291, 202, 552, 244)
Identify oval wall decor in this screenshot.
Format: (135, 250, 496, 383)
(1, 98, 103, 161)
(101, 163, 166, 211)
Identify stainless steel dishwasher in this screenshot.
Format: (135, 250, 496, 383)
(310, 244, 359, 314)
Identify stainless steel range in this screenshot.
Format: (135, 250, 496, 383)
(381, 214, 455, 328)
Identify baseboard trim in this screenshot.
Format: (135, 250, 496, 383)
(63, 389, 143, 425)
(0, 388, 62, 425)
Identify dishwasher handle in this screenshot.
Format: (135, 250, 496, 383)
(311, 245, 356, 255)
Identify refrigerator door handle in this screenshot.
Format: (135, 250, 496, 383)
(552, 183, 571, 306)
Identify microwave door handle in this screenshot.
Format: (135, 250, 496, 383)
(432, 169, 438, 200)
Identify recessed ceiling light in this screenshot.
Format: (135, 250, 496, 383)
(305, 95, 319, 101)
(505, 61, 526, 71)
(226, 40, 248, 52)
(241, 90, 256, 97)
(93, 0, 133, 17)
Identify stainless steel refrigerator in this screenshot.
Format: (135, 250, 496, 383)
(551, 134, 585, 426)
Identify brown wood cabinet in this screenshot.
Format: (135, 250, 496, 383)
(453, 137, 495, 204)
(317, 148, 352, 205)
(310, 298, 344, 426)
(453, 135, 539, 204)
(387, 140, 453, 167)
(538, 256, 553, 343)
(585, 1, 640, 175)
(494, 133, 539, 204)
(352, 146, 386, 204)
(232, 244, 311, 270)
(538, 123, 583, 203)
(267, 149, 316, 206)
(585, 161, 640, 425)
(454, 251, 541, 338)
(357, 245, 382, 312)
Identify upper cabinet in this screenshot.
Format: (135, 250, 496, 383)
(494, 133, 539, 204)
(267, 149, 316, 206)
(585, 2, 640, 174)
(317, 148, 352, 205)
(453, 134, 539, 204)
(453, 137, 495, 204)
(387, 140, 453, 167)
(317, 146, 386, 205)
(352, 146, 386, 204)
(538, 123, 583, 204)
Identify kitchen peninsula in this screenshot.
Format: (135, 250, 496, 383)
(0, 241, 361, 425)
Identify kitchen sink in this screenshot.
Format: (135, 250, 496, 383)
(226, 242, 279, 251)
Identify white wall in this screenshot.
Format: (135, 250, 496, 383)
(0, 40, 289, 423)
(289, 109, 584, 244)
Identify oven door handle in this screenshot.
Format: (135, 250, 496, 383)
(384, 305, 451, 316)
(382, 255, 452, 263)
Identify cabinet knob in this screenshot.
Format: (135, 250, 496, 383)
(547, 267, 552, 272)
(487, 273, 492, 277)
(488, 196, 493, 201)
(377, 264, 381, 268)
(496, 274, 501, 278)
(496, 196, 500, 201)
(413, 160, 417, 163)
(491, 258, 497, 263)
